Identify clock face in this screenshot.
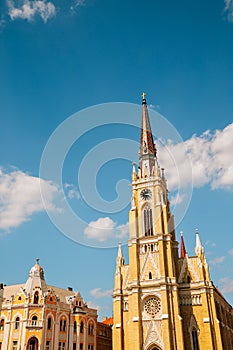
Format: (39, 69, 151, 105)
(140, 189, 152, 200)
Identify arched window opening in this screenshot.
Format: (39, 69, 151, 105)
(33, 291, 39, 304)
(149, 272, 152, 280)
(74, 321, 77, 332)
(47, 317, 52, 330)
(143, 208, 153, 236)
(187, 275, 191, 283)
(80, 321, 84, 333)
(27, 338, 38, 350)
(144, 245, 147, 253)
(0, 319, 4, 331)
(63, 320, 66, 332)
(192, 329, 200, 350)
(60, 320, 63, 331)
(151, 244, 154, 252)
(32, 316, 38, 326)
(15, 317, 20, 330)
(88, 323, 94, 336)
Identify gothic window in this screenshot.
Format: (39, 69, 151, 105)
(63, 320, 66, 332)
(46, 341, 50, 350)
(33, 291, 39, 304)
(60, 320, 63, 331)
(144, 297, 161, 318)
(47, 317, 52, 330)
(143, 206, 153, 236)
(32, 316, 38, 326)
(0, 319, 4, 331)
(80, 321, 84, 333)
(15, 317, 20, 330)
(149, 272, 152, 280)
(74, 321, 77, 332)
(187, 275, 191, 283)
(191, 329, 200, 350)
(88, 322, 94, 336)
(12, 341, 17, 350)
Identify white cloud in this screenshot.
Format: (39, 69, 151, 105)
(86, 300, 110, 314)
(224, 0, 233, 22)
(158, 123, 233, 192)
(170, 192, 184, 206)
(209, 256, 225, 265)
(0, 168, 60, 231)
(219, 277, 233, 293)
(70, 0, 86, 14)
(7, 0, 56, 23)
(228, 248, 233, 255)
(84, 217, 128, 242)
(64, 183, 80, 200)
(89, 288, 112, 299)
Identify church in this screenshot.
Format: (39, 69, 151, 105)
(113, 94, 233, 350)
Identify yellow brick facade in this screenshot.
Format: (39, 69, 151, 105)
(113, 94, 233, 350)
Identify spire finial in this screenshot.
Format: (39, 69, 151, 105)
(142, 92, 147, 104)
(36, 258, 40, 264)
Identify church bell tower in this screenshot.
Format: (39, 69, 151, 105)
(113, 93, 185, 350)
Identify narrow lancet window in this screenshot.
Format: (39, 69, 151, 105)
(143, 207, 153, 236)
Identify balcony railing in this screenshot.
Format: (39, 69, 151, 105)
(26, 320, 43, 328)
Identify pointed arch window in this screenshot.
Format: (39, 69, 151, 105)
(15, 317, 20, 330)
(88, 322, 94, 336)
(33, 291, 39, 304)
(32, 316, 38, 326)
(143, 206, 153, 236)
(192, 328, 200, 350)
(0, 319, 4, 331)
(47, 317, 52, 330)
(80, 321, 84, 333)
(74, 321, 77, 332)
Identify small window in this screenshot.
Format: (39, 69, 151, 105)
(0, 319, 4, 331)
(47, 317, 52, 330)
(0, 342, 2, 350)
(88, 323, 94, 336)
(63, 320, 66, 332)
(192, 329, 200, 350)
(32, 316, 37, 326)
(60, 320, 63, 331)
(33, 291, 39, 304)
(149, 272, 152, 280)
(80, 321, 84, 333)
(50, 297, 53, 302)
(15, 317, 20, 330)
(73, 344, 76, 350)
(74, 321, 77, 332)
(46, 341, 50, 350)
(80, 345, 83, 350)
(12, 341, 17, 350)
(187, 275, 191, 283)
(18, 296, 21, 301)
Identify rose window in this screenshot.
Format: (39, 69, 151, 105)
(144, 297, 161, 318)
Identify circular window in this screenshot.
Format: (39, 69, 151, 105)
(144, 297, 161, 318)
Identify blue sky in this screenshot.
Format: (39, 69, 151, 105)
(1, 0, 233, 318)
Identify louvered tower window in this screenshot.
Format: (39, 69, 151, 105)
(143, 207, 153, 236)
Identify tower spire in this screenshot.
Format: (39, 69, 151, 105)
(195, 228, 204, 257)
(139, 93, 157, 176)
(180, 232, 186, 258)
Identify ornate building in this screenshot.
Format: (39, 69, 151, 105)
(113, 94, 233, 350)
(0, 260, 111, 350)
